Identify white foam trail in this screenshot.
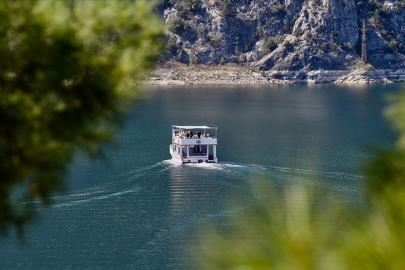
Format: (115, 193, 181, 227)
(162, 159, 182, 166)
(162, 159, 255, 171)
(53, 189, 140, 208)
(50, 190, 105, 200)
(124, 162, 168, 178)
(50, 160, 362, 209)
(271, 166, 363, 181)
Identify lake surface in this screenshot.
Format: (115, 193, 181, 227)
(1, 83, 403, 269)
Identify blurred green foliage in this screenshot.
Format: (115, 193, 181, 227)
(197, 183, 347, 270)
(0, 0, 163, 235)
(197, 87, 405, 269)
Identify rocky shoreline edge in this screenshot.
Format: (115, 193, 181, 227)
(147, 64, 405, 85)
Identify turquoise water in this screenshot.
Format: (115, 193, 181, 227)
(1, 83, 403, 269)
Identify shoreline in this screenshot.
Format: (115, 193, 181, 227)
(147, 64, 405, 85)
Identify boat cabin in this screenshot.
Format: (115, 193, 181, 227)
(170, 125, 218, 164)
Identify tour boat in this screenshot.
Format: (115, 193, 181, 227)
(170, 125, 218, 164)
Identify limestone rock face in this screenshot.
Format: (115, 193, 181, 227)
(334, 68, 394, 84)
(159, 0, 405, 70)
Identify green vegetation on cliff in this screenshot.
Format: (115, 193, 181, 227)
(161, 0, 405, 70)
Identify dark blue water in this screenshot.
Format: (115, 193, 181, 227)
(1, 83, 403, 269)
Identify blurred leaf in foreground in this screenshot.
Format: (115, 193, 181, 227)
(196, 183, 346, 270)
(0, 0, 163, 235)
(341, 90, 405, 269)
(196, 87, 405, 269)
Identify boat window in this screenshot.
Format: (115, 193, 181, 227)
(188, 145, 208, 156)
(201, 145, 207, 153)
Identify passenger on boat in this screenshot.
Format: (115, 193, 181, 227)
(206, 132, 210, 137)
(197, 131, 201, 138)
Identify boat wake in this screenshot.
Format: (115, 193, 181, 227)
(271, 166, 363, 181)
(160, 159, 363, 195)
(47, 159, 363, 209)
(161, 159, 361, 181)
(53, 189, 140, 208)
(162, 159, 259, 170)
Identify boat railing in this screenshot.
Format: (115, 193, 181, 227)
(189, 153, 207, 157)
(174, 135, 216, 139)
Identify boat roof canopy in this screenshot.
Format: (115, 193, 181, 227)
(172, 125, 217, 130)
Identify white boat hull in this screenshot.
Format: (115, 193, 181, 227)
(170, 145, 217, 164)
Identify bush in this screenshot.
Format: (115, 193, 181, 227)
(293, 27, 303, 37)
(234, 36, 240, 56)
(207, 33, 222, 44)
(263, 37, 278, 54)
(342, 42, 353, 51)
(269, 4, 286, 15)
(189, 54, 198, 64)
(331, 42, 340, 51)
(255, 23, 265, 38)
(167, 16, 186, 34)
(244, 38, 254, 52)
(164, 35, 177, 54)
(388, 39, 399, 53)
(175, 0, 202, 17)
(219, 0, 234, 17)
(289, 14, 299, 32)
(176, 49, 184, 61)
(330, 30, 339, 37)
(197, 26, 209, 43)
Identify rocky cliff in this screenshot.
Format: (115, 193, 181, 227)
(158, 0, 405, 72)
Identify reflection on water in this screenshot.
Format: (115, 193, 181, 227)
(1, 83, 403, 270)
